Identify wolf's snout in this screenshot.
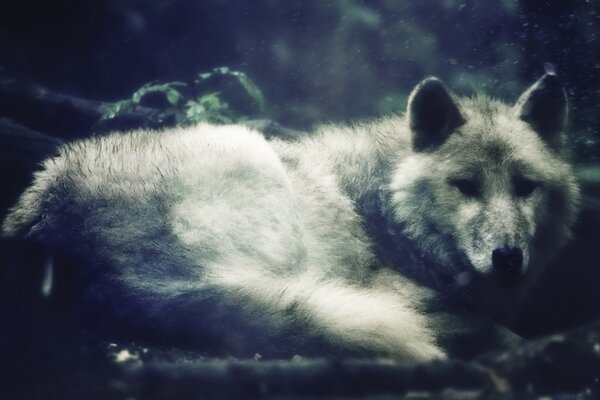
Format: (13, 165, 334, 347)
(492, 246, 523, 276)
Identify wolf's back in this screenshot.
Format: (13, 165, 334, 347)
(0, 122, 447, 361)
(1, 124, 301, 274)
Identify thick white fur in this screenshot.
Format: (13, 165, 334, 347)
(3, 124, 443, 361)
(2, 76, 579, 361)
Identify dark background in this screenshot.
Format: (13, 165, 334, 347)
(0, 1, 599, 398)
(0, 0, 598, 141)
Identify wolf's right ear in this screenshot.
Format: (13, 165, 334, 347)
(407, 77, 465, 152)
(515, 73, 568, 150)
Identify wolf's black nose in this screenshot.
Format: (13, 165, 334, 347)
(492, 247, 523, 275)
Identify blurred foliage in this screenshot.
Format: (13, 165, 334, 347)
(196, 67, 265, 112)
(99, 67, 265, 129)
(0, 0, 598, 156)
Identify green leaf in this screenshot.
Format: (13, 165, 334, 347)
(166, 88, 183, 105)
(235, 72, 265, 111)
(194, 67, 265, 112)
(184, 92, 234, 124)
(98, 67, 265, 128)
(132, 82, 187, 105)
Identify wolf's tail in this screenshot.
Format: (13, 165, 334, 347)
(211, 268, 446, 362)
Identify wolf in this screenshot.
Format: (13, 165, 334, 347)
(2, 72, 579, 362)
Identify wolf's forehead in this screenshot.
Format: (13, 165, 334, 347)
(442, 131, 541, 177)
(446, 117, 517, 156)
(458, 96, 527, 137)
(456, 101, 538, 146)
(435, 95, 556, 178)
(459, 94, 504, 121)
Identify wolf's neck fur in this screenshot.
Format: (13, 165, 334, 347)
(304, 116, 411, 204)
(282, 116, 460, 290)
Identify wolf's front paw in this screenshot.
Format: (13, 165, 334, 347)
(420, 344, 447, 362)
(367, 328, 446, 362)
(400, 338, 447, 363)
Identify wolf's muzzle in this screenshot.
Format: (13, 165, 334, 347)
(492, 246, 523, 277)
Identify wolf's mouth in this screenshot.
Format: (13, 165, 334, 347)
(492, 246, 524, 278)
(455, 248, 526, 288)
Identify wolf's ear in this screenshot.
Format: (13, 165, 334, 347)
(515, 73, 568, 149)
(408, 77, 465, 151)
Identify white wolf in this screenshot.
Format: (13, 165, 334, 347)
(2, 73, 579, 362)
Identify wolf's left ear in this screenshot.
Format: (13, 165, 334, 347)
(515, 73, 568, 149)
(408, 77, 465, 151)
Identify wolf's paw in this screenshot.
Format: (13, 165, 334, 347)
(399, 337, 447, 363)
(367, 327, 446, 362)
(415, 342, 447, 362)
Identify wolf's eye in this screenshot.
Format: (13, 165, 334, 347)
(514, 178, 539, 198)
(451, 179, 480, 197)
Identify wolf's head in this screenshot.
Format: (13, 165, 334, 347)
(389, 73, 580, 288)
